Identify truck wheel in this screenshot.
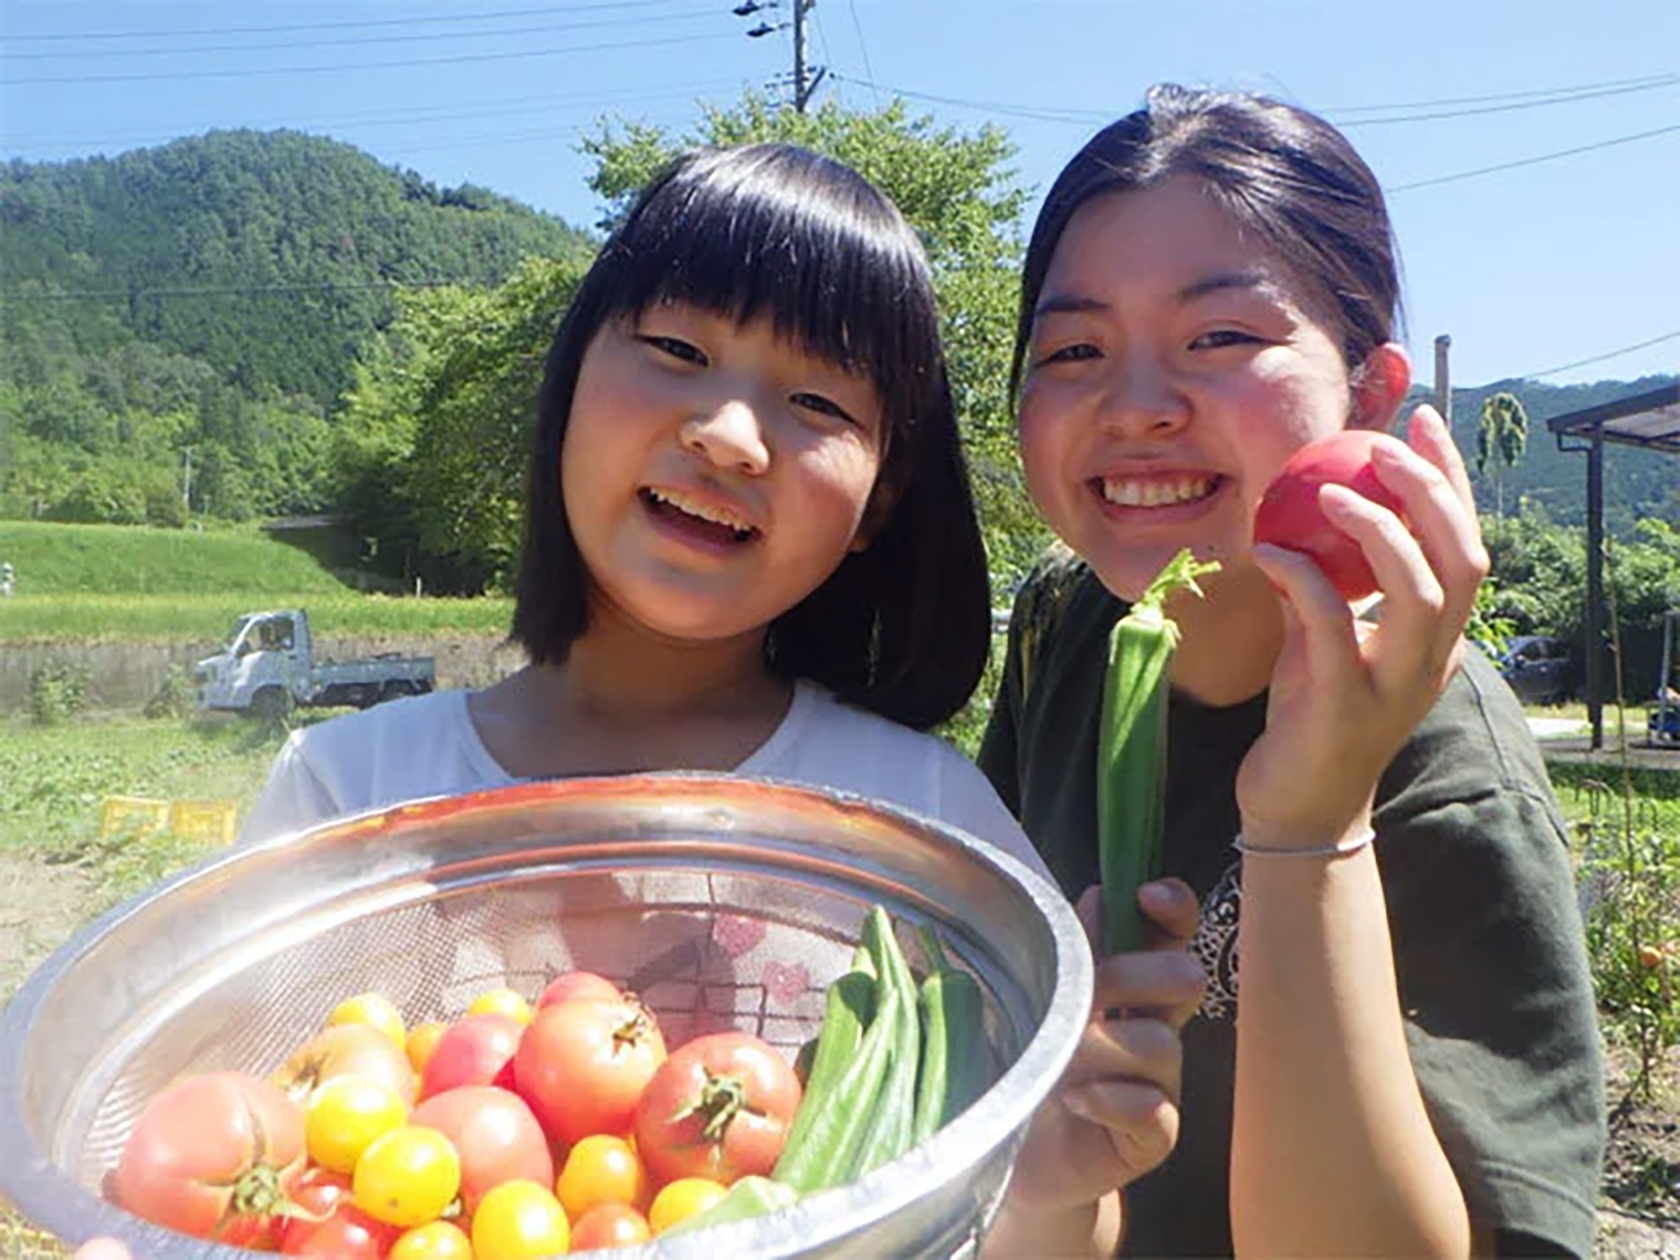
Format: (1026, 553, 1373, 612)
(250, 686, 293, 726)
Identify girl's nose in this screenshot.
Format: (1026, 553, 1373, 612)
(1097, 357, 1190, 437)
(680, 399, 771, 474)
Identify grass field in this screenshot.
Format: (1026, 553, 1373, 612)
(0, 520, 513, 643)
(0, 590, 514, 644)
(0, 520, 350, 596)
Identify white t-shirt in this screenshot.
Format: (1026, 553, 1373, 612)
(241, 680, 1050, 881)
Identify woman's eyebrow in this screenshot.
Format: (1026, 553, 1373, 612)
(1176, 270, 1272, 304)
(1032, 292, 1108, 320)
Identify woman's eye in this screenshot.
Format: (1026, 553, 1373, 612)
(1035, 342, 1101, 367)
(1189, 329, 1258, 351)
(642, 335, 707, 365)
(791, 391, 856, 424)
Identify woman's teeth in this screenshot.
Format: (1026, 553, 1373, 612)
(1100, 475, 1214, 508)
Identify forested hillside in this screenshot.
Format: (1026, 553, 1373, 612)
(0, 130, 591, 524)
(1441, 375, 1680, 531)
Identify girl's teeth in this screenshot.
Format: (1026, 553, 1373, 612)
(649, 489, 753, 534)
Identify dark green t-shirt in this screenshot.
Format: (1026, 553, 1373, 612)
(978, 549, 1606, 1259)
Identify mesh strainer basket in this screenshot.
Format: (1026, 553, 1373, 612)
(0, 774, 1092, 1259)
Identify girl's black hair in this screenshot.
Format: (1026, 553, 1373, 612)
(511, 142, 991, 731)
(1012, 84, 1403, 397)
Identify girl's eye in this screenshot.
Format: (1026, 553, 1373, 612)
(791, 391, 858, 425)
(1034, 342, 1101, 367)
(642, 335, 707, 365)
(1188, 329, 1258, 351)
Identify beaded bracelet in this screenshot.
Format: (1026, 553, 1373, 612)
(1231, 825, 1377, 859)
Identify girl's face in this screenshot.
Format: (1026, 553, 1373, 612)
(561, 302, 885, 645)
(1018, 175, 1384, 603)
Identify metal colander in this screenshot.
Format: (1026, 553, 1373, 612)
(0, 774, 1092, 1259)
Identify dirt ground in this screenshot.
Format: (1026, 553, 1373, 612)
(3, 851, 1679, 1258)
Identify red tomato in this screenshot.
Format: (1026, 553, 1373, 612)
(570, 1200, 652, 1249)
(536, 970, 623, 1010)
(632, 1031, 802, 1185)
(106, 1071, 306, 1248)
(1251, 429, 1410, 602)
(419, 1014, 523, 1101)
(514, 998, 667, 1146)
(271, 1022, 418, 1108)
(281, 1199, 403, 1258)
(410, 1085, 554, 1214)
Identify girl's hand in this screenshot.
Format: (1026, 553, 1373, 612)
(1005, 879, 1204, 1210)
(1238, 405, 1488, 848)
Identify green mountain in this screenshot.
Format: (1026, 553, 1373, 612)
(1435, 375, 1680, 532)
(1, 129, 590, 404)
(0, 130, 592, 524)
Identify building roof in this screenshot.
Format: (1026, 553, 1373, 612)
(1545, 380, 1680, 454)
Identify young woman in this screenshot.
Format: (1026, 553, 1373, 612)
(982, 86, 1605, 1257)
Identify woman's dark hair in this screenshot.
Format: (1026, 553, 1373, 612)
(1012, 84, 1403, 396)
(511, 142, 991, 731)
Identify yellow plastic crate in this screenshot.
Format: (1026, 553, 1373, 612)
(167, 799, 240, 847)
(97, 796, 170, 840)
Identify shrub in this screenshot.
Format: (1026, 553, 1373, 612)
(28, 659, 92, 725)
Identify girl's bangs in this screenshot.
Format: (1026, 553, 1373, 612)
(605, 158, 940, 423)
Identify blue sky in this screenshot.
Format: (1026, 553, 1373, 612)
(3, 0, 1677, 391)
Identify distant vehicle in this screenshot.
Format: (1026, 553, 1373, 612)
(1651, 610, 1678, 746)
(196, 608, 435, 721)
(1495, 634, 1577, 706)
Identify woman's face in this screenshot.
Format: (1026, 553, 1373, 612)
(1017, 175, 1377, 603)
(560, 301, 885, 645)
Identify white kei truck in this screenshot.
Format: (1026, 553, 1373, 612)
(195, 608, 435, 721)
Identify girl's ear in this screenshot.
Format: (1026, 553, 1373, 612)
(1349, 342, 1411, 432)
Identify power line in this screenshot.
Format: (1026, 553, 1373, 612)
(1335, 75, 1680, 128)
(845, 0, 881, 111)
(1323, 71, 1680, 116)
(1, 8, 723, 61)
(1387, 121, 1680, 191)
(5, 81, 742, 151)
(2, 0, 697, 41)
(4, 29, 740, 85)
(1516, 331, 1680, 382)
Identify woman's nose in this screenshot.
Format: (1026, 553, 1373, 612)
(1097, 357, 1190, 437)
(680, 399, 771, 474)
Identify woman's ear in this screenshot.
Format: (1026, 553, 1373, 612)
(1349, 342, 1412, 432)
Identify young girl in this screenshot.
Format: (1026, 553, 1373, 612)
(243, 142, 1031, 865)
(981, 87, 1605, 1257)
(230, 143, 1139, 1254)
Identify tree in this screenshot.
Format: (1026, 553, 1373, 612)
(1476, 390, 1529, 526)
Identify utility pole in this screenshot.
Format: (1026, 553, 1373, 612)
(734, 0, 825, 112)
(1432, 334, 1452, 427)
(181, 447, 193, 518)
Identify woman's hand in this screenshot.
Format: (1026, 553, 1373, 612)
(1000, 879, 1203, 1213)
(1238, 404, 1489, 848)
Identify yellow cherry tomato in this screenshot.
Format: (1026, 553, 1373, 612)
(305, 1074, 408, 1174)
(329, 990, 407, 1052)
(466, 987, 534, 1027)
(556, 1133, 648, 1218)
(406, 1021, 449, 1075)
(390, 1220, 474, 1259)
(647, 1177, 728, 1235)
(471, 1179, 570, 1260)
(353, 1125, 461, 1229)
